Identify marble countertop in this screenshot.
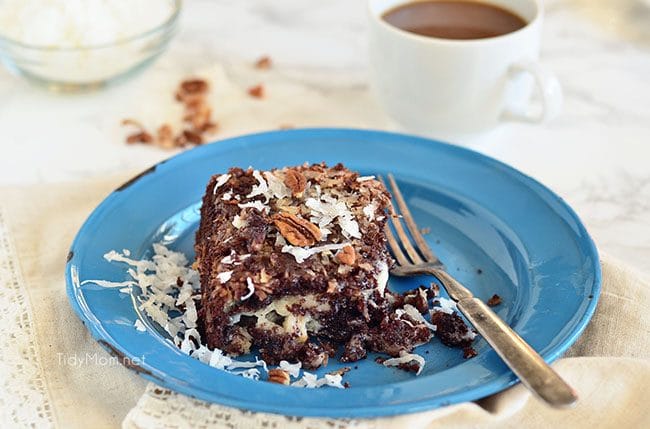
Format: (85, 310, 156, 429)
(0, 0, 648, 274)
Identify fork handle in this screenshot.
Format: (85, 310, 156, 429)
(457, 297, 578, 407)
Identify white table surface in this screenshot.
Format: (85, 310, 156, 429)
(0, 0, 648, 274)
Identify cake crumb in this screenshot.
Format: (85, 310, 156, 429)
(463, 346, 478, 359)
(328, 367, 351, 376)
(487, 294, 502, 307)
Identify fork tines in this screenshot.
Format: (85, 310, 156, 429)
(379, 174, 442, 268)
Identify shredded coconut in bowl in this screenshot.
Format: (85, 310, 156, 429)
(0, 0, 178, 85)
(82, 243, 346, 389)
(0, 0, 176, 48)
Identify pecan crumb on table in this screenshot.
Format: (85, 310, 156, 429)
(121, 77, 218, 150)
(254, 55, 272, 70)
(247, 83, 265, 99)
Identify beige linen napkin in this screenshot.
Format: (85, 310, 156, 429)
(1, 176, 649, 429)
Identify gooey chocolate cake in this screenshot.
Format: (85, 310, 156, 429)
(195, 163, 434, 369)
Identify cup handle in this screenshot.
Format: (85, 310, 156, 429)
(501, 61, 563, 123)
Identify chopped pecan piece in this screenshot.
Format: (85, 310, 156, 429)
(182, 129, 203, 145)
(336, 245, 356, 265)
(123, 76, 217, 149)
(254, 55, 272, 70)
(272, 212, 321, 246)
(126, 131, 153, 144)
(284, 169, 307, 197)
(180, 79, 209, 95)
(121, 118, 145, 128)
(248, 84, 265, 99)
(267, 368, 290, 385)
(156, 124, 175, 149)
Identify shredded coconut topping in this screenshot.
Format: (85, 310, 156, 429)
(232, 215, 246, 229)
(221, 251, 250, 265)
(213, 174, 231, 194)
(242, 277, 255, 301)
(216, 271, 233, 284)
(263, 171, 292, 199)
(363, 202, 378, 221)
(305, 194, 361, 239)
(281, 242, 351, 263)
(246, 170, 270, 201)
(357, 175, 376, 182)
(238, 200, 269, 213)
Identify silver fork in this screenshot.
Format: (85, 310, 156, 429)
(381, 173, 578, 408)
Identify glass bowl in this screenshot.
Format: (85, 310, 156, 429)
(0, 0, 181, 91)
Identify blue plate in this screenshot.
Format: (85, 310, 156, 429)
(66, 128, 600, 417)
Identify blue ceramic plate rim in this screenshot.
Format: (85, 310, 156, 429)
(65, 128, 601, 417)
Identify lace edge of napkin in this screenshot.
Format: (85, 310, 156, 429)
(123, 383, 368, 429)
(0, 208, 56, 427)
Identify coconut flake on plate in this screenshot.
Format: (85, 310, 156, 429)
(396, 304, 437, 331)
(80, 279, 138, 289)
(433, 297, 457, 314)
(382, 351, 426, 375)
(230, 368, 261, 380)
(291, 372, 345, 389)
(207, 348, 233, 369)
(133, 319, 146, 332)
(91, 243, 352, 387)
(279, 360, 302, 378)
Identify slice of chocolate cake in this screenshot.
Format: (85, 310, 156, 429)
(195, 163, 432, 369)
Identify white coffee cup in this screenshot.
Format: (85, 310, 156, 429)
(368, 0, 562, 136)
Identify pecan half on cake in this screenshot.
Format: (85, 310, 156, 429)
(195, 163, 432, 369)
